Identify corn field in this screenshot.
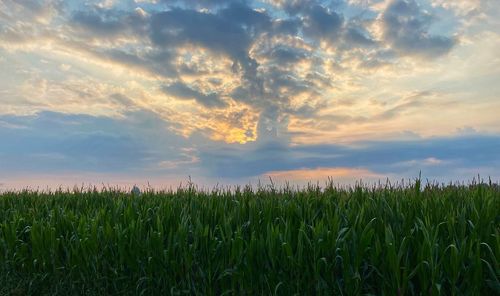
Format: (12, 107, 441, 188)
(0, 181, 499, 295)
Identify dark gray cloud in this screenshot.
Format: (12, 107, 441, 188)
(343, 27, 376, 47)
(3, 0, 465, 144)
(96, 48, 178, 79)
(382, 0, 456, 58)
(162, 81, 227, 108)
(148, 4, 268, 111)
(269, 47, 308, 64)
(275, 0, 315, 15)
(71, 7, 148, 39)
(72, 10, 125, 37)
(66, 2, 336, 129)
(1, 110, 498, 183)
(150, 8, 248, 54)
(220, 2, 271, 30)
(199, 134, 500, 179)
(0, 111, 194, 173)
(271, 18, 301, 36)
(59, 0, 459, 129)
(303, 5, 344, 41)
(161, 0, 238, 8)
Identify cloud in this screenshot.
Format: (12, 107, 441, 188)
(265, 167, 381, 181)
(135, 0, 158, 3)
(95, 48, 178, 79)
(220, 2, 271, 30)
(381, 0, 457, 58)
(161, 81, 227, 108)
(161, 0, 235, 9)
(0, 111, 196, 174)
(303, 5, 344, 42)
(343, 26, 376, 47)
(199, 134, 500, 179)
(430, 0, 481, 17)
(268, 0, 315, 15)
(1, 0, 465, 134)
(1, 0, 499, 187)
(149, 6, 259, 76)
(269, 47, 308, 64)
(1, 0, 60, 24)
(271, 18, 301, 36)
(1, 111, 499, 184)
(71, 7, 148, 39)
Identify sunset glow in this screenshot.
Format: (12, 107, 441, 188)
(1, 0, 499, 188)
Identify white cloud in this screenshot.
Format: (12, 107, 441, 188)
(430, 0, 481, 16)
(59, 63, 71, 71)
(134, 0, 158, 3)
(97, 0, 116, 9)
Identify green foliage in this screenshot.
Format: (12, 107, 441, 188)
(0, 180, 499, 295)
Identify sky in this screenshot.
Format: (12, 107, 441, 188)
(0, 0, 499, 189)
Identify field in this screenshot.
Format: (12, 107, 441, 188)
(1, 180, 499, 295)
